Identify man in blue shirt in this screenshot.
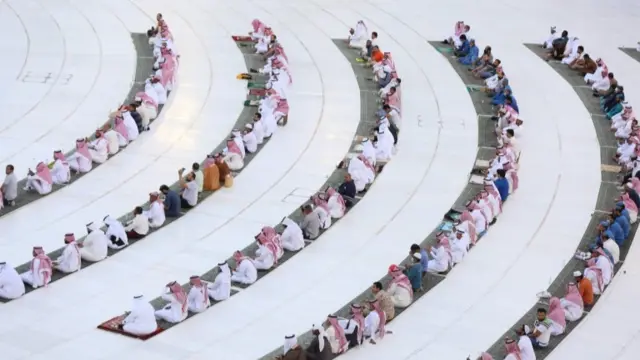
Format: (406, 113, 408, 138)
(606, 214, 627, 246)
(159, 184, 180, 217)
(405, 252, 423, 292)
(493, 169, 510, 201)
(454, 34, 470, 57)
(613, 208, 630, 238)
(616, 201, 631, 223)
(410, 243, 429, 274)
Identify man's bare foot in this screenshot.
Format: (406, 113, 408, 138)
(369, 339, 377, 345)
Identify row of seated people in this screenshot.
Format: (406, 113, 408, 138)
(271, 21, 522, 359)
(100, 19, 393, 338)
(0, 15, 176, 209)
(476, 27, 639, 360)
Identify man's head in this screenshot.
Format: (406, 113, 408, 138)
(496, 169, 507, 178)
(5, 164, 14, 175)
(156, 13, 163, 21)
(561, 30, 568, 37)
(371, 31, 378, 39)
(383, 104, 391, 113)
(389, 87, 396, 95)
(349, 28, 355, 35)
(344, 173, 352, 182)
(192, 163, 200, 172)
(506, 129, 515, 138)
(464, 25, 471, 32)
(159, 184, 170, 194)
(455, 230, 463, 239)
(301, 204, 313, 215)
(608, 72, 615, 79)
(536, 308, 547, 321)
(583, 54, 591, 61)
(460, 34, 467, 42)
(410, 244, 420, 255)
(253, 112, 262, 121)
(133, 206, 143, 215)
(186, 172, 195, 182)
(470, 39, 476, 46)
(577, 46, 584, 53)
(371, 281, 383, 294)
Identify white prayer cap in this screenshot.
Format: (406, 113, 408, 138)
(573, 270, 582, 277)
(412, 252, 422, 260)
(456, 229, 465, 234)
(245, 123, 253, 130)
(134, 96, 142, 101)
(523, 325, 531, 333)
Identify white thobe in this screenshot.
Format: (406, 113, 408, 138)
(152, 83, 167, 105)
(387, 283, 411, 308)
(208, 270, 231, 301)
(67, 152, 92, 173)
(144, 201, 166, 228)
(327, 194, 345, 219)
(232, 133, 246, 158)
(253, 245, 275, 270)
(25, 175, 52, 195)
(603, 239, 620, 264)
(231, 260, 258, 285)
(224, 153, 244, 171)
(51, 160, 70, 184)
(427, 246, 449, 273)
(187, 286, 210, 313)
(349, 25, 367, 49)
(281, 219, 305, 252)
(243, 132, 258, 153)
(138, 103, 157, 128)
(518, 335, 536, 360)
(560, 298, 583, 322)
(56, 243, 81, 273)
(123, 299, 157, 336)
(122, 112, 140, 141)
(80, 230, 109, 262)
(315, 206, 332, 229)
(145, 83, 159, 104)
(326, 325, 348, 354)
(592, 76, 611, 92)
(477, 199, 494, 223)
(155, 292, 188, 323)
(470, 209, 487, 234)
(260, 110, 278, 138)
(104, 129, 123, 153)
(363, 311, 382, 339)
(375, 129, 394, 162)
(584, 255, 613, 294)
(125, 214, 149, 236)
(253, 120, 265, 144)
(544, 32, 560, 48)
(450, 236, 469, 265)
(106, 220, 129, 250)
(89, 138, 109, 164)
(0, 264, 25, 299)
(348, 157, 375, 192)
(20, 258, 51, 288)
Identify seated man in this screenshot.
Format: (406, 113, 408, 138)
(300, 204, 326, 240)
(426, 238, 450, 273)
(159, 185, 181, 217)
(24, 162, 53, 195)
(54, 233, 81, 274)
(573, 270, 594, 306)
(583, 247, 613, 295)
(406, 251, 423, 292)
(325, 187, 346, 219)
(51, 150, 71, 184)
(547, 297, 566, 336)
(104, 215, 129, 250)
(364, 299, 390, 344)
(231, 251, 258, 285)
(280, 217, 305, 252)
(2, 164, 18, 207)
(144, 192, 166, 228)
(21, 246, 53, 289)
(242, 124, 258, 154)
(305, 324, 333, 359)
(67, 139, 93, 173)
(125, 206, 149, 239)
(187, 275, 209, 313)
(0, 262, 25, 300)
(155, 281, 188, 323)
(80, 222, 108, 262)
(348, 20, 368, 50)
(119, 295, 158, 336)
(253, 231, 278, 270)
(386, 264, 412, 308)
(527, 307, 552, 348)
(458, 38, 479, 65)
(277, 335, 304, 360)
(370, 281, 395, 321)
(178, 168, 198, 209)
(338, 173, 357, 205)
(560, 282, 584, 321)
(208, 261, 231, 301)
(453, 34, 470, 57)
(325, 315, 349, 355)
(88, 131, 109, 164)
(337, 304, 365, 348)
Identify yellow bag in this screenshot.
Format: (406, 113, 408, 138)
(224, 174, 234, 188)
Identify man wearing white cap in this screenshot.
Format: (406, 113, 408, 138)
(208, 262, 231, 301)
(54, 233, 81, 273)
(0, 262, 25, 300)
(573, 270, 594, 306)
(80, 222, 109, 262)
(242, 124, 258, 153)
(119, 295, 158, 336)
(450, 228, 470, 265)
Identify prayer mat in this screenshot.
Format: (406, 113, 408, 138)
(436, 47, 453, 53)
(249, 88, 266, 96)
(438, 221, 454, 232)
(97, 315, 164, 340)
(236, 73, 252, 80)
(466, 84, 483, 92)
(243, 99, 260, 107)
(231, 35, 255, 42)
(247, 82, 266, 89)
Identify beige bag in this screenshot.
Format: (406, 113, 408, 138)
(224, 174, 234, 188)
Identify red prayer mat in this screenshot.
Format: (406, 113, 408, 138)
(97, 315, 164, 341)
(231, 35, 255, 42)
(249, 88, 266, 96)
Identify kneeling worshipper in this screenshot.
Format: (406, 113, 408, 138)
(253, 227, 283, 270)
(340, 154, 375, 192)
(280, 217, 305, 252)
(224, 133, 245, 171)
(187, 275, 210, 313)
(311, 194, 333, 229)
(144, 192, 166, 228)
(560, 282, 584, 321)
(582, 247, 613, 295)
(178, 168, 198, 209)
(386, 264, 413, 308)
(54, 233, 81, 273)
(155, 281, 188, 323)
(125, 206, 150, 239)
(104, 215, 129, 250)
(51, 150, 71, 184)
(134, 92, 158, 130)
(21, 246, 53, 289)
(547, 297, 566, 336)
(67, 139, 93, 173)
(119, 295, 158, 336)
(450, 228, 470, 265)
(242, 124, 258, 153)
(103, 125, 122, 155)
(208, 261, 231, 301)
(89, 131, 109, 164)
(426, 233, 451, 273)
(348, 20, 368, 50)
(338, 304, 366, 349)
(364, 299, 390, 344)
(374, 125, 395, 162)
(321, 188, 346, 219)
(300, 204, 325, 240)
(80, 222, 108, 262)
(231, 251, 258, 285)
(325, 314, 349, 355)
(277, 335, 304, 360)
(305, 324, 333, 360)
(148, 77, 168, 105)
(0, 262, 25, 300)
(24, 162, 53, 195)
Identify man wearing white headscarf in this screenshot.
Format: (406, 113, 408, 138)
(375, 125, 394, 162)
(80, 222, 109, 262)
(208, 262, 231, 301)
(348, 20, 368, 50)
(104, 215, 129, 249)
(305, 324, 332, 359)
(277, 335, 304, 360)
(54, 233, 81, 273)
(360, 138, 376, 166)
(187, 275, 209, 313)
(344, 155, 375, 192)
(0, 262, 25, 300)
(280, 217, 305, 252)
(450, 229, 470, 265)
(119, 295, 158, 336)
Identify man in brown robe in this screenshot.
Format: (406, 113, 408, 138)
(304, 325, 333, 360)
(215, 153, 231, 183)
(276, 335, 307, 360)
(203, 155, 221, 191)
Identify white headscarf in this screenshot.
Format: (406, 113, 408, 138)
(283, 335, 297, 355)
(218, 262, 231, 284)
(312, 324, 326, 352)
(361, 138, 376, 165)
(103, 215, 128, 244)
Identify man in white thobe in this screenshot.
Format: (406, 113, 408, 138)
(187, 275, 209, 313)
(254, 235, 276, 270)
(51, 150, 71, 184)
(583, 248, 613, 295)
(280, 217, 305, 252)
(208, 262, 231, 301)
(0, 262, 25, 300)
(243, 124, 258, 153)
(54, 233, 81, 273)
(104, 215, 129, 249)
(348, 20, 368, 50)
(144, 192, 166, 228)
(450, 229, 470, 265)
(155, 281, 189, 323)
(89, 132, 109, 164)
(231, 251, 258, 285)
(119, 295, 158, 336)
(68, 139, 93, 173)
(80, 222, 109, 262)
(427, 242, 449, 273)
(21, 246, 53, 289)
(25, 162, 53, 195)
